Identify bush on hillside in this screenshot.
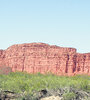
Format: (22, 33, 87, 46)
(0, 66, 12, 75)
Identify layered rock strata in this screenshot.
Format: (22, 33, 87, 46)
(0, 43, 90, 75)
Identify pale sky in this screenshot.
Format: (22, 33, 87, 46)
(0, 0, 90, 53)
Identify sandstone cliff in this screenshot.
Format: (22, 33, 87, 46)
(0, 43, 90, 75)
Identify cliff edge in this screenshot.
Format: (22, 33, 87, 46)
(0, 43, 90, 75)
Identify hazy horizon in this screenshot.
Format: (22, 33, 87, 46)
(0, 0, 90, 53)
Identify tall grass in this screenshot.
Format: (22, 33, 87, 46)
(0, 72, 90, 95)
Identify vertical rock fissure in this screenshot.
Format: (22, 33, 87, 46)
(22, 56, 25, 72)
(22, 48, 26, 72)
(73, 55, 77, 73)
(65, 54, 69, 73)
(83, 55, 86, 72)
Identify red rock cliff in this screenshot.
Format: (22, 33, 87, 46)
(0, 43, 90, 75)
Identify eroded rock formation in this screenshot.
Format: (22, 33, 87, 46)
(0, 43, 90, 75)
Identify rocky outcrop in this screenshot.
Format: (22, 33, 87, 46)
(0, 91, 19, 100)
(36, 88, 90, 100)
(0, 43, 90, 75)
(1, 88, 90, 100)
(22, 88, 90, 100)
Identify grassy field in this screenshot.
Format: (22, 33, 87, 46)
(0, 72, 90, 96)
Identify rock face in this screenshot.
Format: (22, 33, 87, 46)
(0, 43, 90, 75)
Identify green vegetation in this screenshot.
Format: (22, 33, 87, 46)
(0, 72, 90, 93)
(0, 72, 90, 98)
(62, 92, 76, 100)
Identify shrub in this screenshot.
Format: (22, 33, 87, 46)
(0, 72, 89, 96)
(63, 92, 76, 100)
(0, 66, 12, 75)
